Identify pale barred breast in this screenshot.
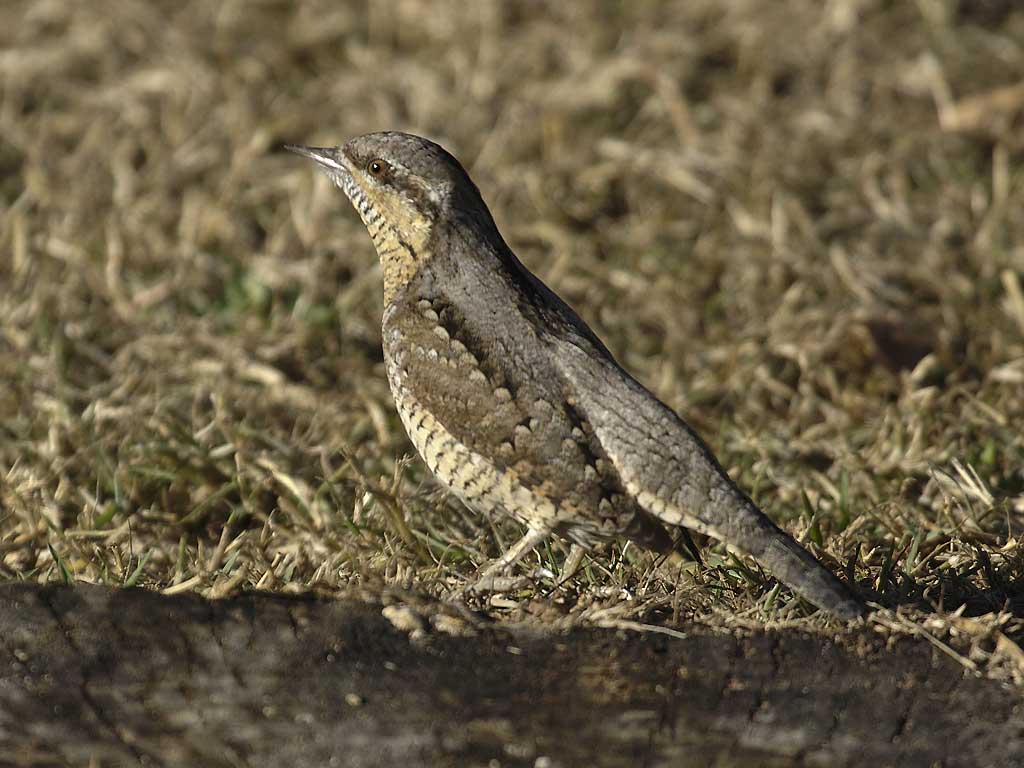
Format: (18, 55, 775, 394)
(382, 300, 562, 531)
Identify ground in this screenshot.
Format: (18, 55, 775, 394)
(5, 583, 1024, 767)
(2, 0, 1024, 686)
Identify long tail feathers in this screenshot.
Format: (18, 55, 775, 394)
(748, 516, 865, 620)
(654, 492, 864, 620)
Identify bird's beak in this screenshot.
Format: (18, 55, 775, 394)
(284, 144, 352, 177)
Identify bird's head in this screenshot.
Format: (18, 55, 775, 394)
(287, 132, 488, 301)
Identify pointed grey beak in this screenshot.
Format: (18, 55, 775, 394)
(284, 144, 351, 176)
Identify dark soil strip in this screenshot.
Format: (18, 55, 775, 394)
(0, 583, 1021, 767)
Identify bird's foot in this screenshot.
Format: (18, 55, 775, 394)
(463, 573, 534, 594)
(451, 527, 552, 599)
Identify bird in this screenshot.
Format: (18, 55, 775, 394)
(287, 132, 865, 620)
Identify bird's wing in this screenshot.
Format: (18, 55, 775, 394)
(383, 291, 673, 550)
(547, 334, 864, 619)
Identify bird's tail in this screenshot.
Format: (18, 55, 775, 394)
(707, 491, 865, 620)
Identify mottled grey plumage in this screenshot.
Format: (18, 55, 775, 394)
(288, 132, 865, 620)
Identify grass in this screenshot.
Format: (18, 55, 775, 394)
(2, 0, 1024, 681)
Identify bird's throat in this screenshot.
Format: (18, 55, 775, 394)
(371, 226, 431, 305)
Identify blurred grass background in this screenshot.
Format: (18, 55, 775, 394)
(1, 0, 1024, 672)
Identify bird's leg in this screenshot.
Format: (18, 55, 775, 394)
(466, 527, 550, 593)
(556, 543, 587, 585)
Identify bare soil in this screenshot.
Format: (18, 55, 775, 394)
(3, 583, 1023, 767)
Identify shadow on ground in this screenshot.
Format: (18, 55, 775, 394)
(1, 583, 1021, 768)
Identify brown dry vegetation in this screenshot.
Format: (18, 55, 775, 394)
(2, 1, 1024, 679)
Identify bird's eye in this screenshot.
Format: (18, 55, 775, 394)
(368, 159, 387, 177)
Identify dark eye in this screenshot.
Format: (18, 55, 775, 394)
(368, 159, 387, 177)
